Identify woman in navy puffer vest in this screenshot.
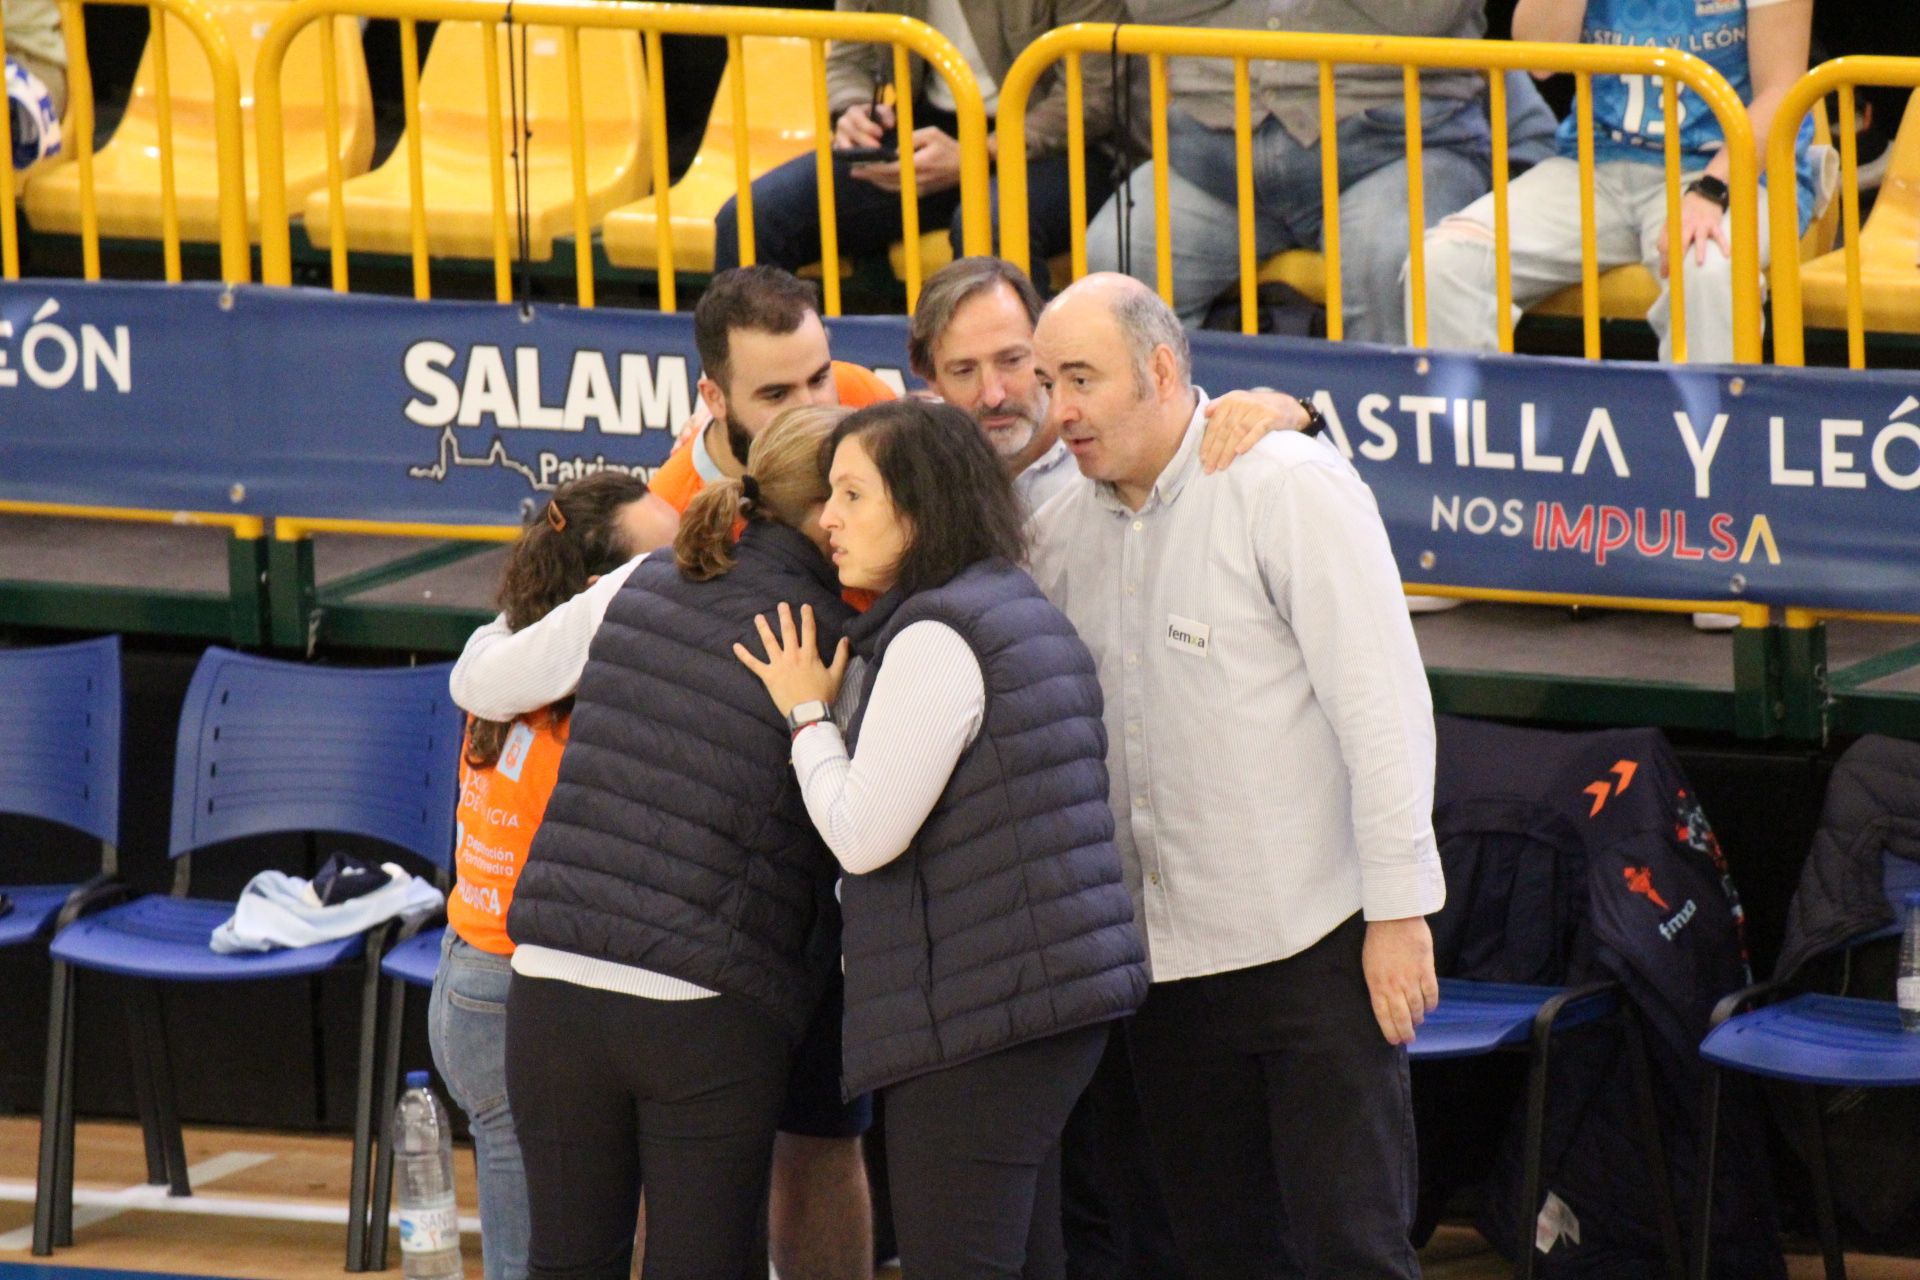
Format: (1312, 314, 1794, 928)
(503, 407, 853, 1280)
(738, 400, 1148, 1280)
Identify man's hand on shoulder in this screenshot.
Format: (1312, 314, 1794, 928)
(1199, 389, 1312, 474)
(1362, 915, 1440, 1046)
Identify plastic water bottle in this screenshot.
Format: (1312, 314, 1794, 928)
(394, 1070, 463, 1279)
(1900, 891, 1920, 1033)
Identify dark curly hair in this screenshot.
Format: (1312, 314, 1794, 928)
(826, 399, 1028, 596)
(465, 471, 650, 767)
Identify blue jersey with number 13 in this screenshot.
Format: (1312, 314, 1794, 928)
(1554, 0, 1818, 231)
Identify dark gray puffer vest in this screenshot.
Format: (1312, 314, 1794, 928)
(507, 522, 853, 1041)
(838, 559, 1148, 1094)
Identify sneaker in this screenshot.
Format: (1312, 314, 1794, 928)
(1691, 611, 1741, 632)
(1406, 595, 1464, 615)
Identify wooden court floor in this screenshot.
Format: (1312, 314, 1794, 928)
(0, 1117, 1910, 1280)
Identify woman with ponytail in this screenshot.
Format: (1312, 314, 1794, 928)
(434, 470, 651, 1280)
(493, 407, 860, 1280)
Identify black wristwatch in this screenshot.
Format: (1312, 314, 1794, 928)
(1684, 175, 1731, 212)
(1295, 395, 1326, 439)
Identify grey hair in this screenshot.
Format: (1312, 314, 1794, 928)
(1112, 286, 1191, 398)
(907, 257, 1045, 381)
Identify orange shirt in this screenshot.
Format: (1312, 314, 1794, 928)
(448, 712, 568, 955)
(647, 361, 895, 514)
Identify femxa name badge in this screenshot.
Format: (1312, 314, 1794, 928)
(1165, 615, 1211, 658)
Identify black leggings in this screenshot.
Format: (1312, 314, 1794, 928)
(505, 973, 791, 1280)
(882, 1023, 1110, 1280)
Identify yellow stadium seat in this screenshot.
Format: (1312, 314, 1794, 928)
(890, 230, 953, 281)
(1798, 91, 1920, 333)
(1255, 248, 1329, 301)
(23, 3, 372, 243)
(303, 24, 648, 262)
(601, 36, 813, 273)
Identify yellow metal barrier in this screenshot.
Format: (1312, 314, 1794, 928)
(1, 0, 249, 284)
(0, 500, 264, 538)
(1787, 607, 1920, 629)
(1768, 57, 1920, 369)
(274, 515, 519, 544)
(255, 0, 993, 314)
(1, 3, 16, 279)
(997, 25, 1762, 362)
(1409, 585, 1769, 630)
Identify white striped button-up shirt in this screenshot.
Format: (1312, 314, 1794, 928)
(1029, 392, 1443, 982)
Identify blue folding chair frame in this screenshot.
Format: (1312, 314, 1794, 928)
(1694, 946, 1920, 1280)
(0, 636, 124, 1257)
(1412, 977, 1685, 1280)
(31, 647, 461, 1270)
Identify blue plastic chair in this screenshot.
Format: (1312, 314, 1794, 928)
(0, 637, 122, 950)
(1694, 857, 1920, 1280)
(0, 637, 124, 1250)
(32, 647, 461, 1269)
(1411, 977, 1685, 1280)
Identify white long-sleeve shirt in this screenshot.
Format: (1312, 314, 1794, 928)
(448, 555, 646, 721)
(793, 621, 986, 875)
(1029, 393, 1444, 982)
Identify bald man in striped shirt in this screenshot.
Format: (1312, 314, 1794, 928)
(1030, 274, 1444, 1280)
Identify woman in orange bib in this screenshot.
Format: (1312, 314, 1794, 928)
(432, 471, 652, 1280)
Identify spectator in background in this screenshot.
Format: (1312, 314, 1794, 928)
(1810, 0, 1914, 196)
(1419, 0, 1824, 366)
(714, 0, 1142, 282)
(4, 0, 65, 170)
(1085, 1, 1532, 344)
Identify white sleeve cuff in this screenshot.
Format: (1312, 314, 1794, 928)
(1360, 857, 1448, 922)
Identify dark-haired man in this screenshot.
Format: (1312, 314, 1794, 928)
(626, 265, 896, 549)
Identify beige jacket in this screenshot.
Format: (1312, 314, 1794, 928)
(4, 0, 68, 114)
(825, 0, 1149, 159)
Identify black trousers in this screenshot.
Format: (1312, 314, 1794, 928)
(505, 974, 791, 1280)
(1127, 913, 1421, 1280)
(882, 1023, 1110, 1280)
(1060, 1023, 1187, 1280)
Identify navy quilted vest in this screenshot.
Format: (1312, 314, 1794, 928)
(838, 558, 1148, 1093)
(507, 522, 853, 1040)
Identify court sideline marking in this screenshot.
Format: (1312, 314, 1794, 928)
(0, 1148, 483, 1248)
(0, 1152, 279, 1251)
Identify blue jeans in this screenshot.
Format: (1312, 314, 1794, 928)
(1086, 100, 1492, 343)
(713, 106, 1111, 283)
(428, 931, 528, 1280)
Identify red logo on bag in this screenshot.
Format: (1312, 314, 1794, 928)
(1623, 866, 1670, 911)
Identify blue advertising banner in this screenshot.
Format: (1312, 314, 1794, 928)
(3, 280, 1917, 613)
